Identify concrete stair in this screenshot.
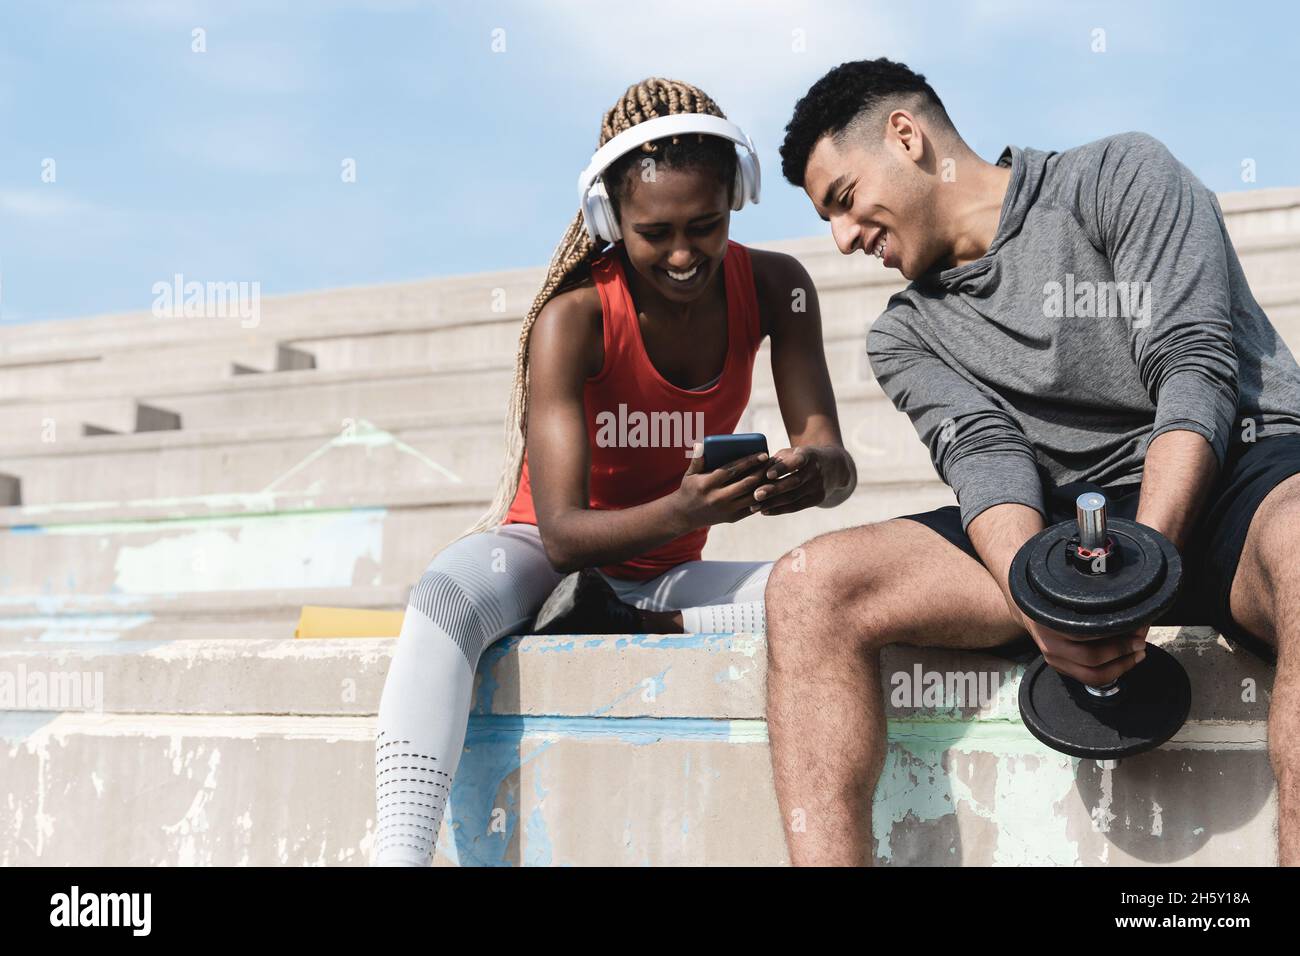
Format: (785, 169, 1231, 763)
(0, 627, 1276, 865)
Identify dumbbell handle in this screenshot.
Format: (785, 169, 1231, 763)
(1076, 493, 1124, 697)
(1076, 492, 1108, 551)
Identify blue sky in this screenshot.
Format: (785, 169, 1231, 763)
(1, 0, 1297, 324)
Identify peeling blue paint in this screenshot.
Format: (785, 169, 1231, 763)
(536, 640, 575, 654)
(0, 613, 155, 643)
(0, 711, 60, 742)
(589, 668, 669, 718)
(471, 636, 522, 715)
(524, 773, 552, 866)
(628, 634, 711, 650)
(446, 731, 554, 867)
(466, 714, 741, 743)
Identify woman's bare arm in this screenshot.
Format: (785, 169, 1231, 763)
(750, 249, 857, 515)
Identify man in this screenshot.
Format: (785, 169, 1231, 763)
(766, 57, 1300, 866)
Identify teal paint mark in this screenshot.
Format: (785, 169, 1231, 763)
(524, 772, 553, 866)
(628, 634, 711, 650)
(21, 503, 387, 535)
(712, 663, 753, 683)
(588, 667, 669, 718)
(440, 715, 1073, 867)
(466, 714, 747, 744)
(453, 715, 1048, 751)
(0, 613, 154, 643)
(446, 733, 555, 868)
(471, 636, 522, 715)
(512, 634, 735, 655)
(0, 593, 159, 610)
(444, 708, 1072, 866)
(0, 711, 60, 743)
(113, 508, 385, 593)
(871, 725, 1084, 865)
(536, 640, 575, 654)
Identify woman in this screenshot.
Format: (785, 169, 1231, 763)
(373, 78, 857, 866)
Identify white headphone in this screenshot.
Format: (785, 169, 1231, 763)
(577, 113, 761, 244)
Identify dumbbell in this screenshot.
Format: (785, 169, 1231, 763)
(1008, 492, 1191, 763)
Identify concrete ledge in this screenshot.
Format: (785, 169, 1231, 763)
(0, 627, 1274, 720)
(0, 480, 956, 597)
(0, 629, 1278, 866)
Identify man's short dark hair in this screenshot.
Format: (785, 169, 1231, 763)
(780, 58, 951, 187)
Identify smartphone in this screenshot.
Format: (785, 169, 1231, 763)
(701, 433, 769, 471)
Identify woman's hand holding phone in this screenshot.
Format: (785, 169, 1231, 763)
(672, 443, 770, 530)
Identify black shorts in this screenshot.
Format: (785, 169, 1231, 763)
(898, 434, 1300, 665)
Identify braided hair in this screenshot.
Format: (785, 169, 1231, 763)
(464, 78, 739, 535)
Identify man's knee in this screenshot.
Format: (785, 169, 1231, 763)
(770, 527, 871, 604)
(766, 525, 892, 651)
(1252, 480, 1300, 582)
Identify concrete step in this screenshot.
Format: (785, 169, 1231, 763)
(0, 586, 407, 644)
(12, 273, 1300, 423)
(290, 280, 895, 375)
(0, 243, 904, 371)
(0, 340, 316, 402)
(0, 386, 935, 506)
(7, 278, 1299, 447)
(0, 628, 1277, 865)
(0, 480, 955, 597)
(0, 329, 873, 444)
(0, 397, 184, 446)
(3, 187, 1294, 373)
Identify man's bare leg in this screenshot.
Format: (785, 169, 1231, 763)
(764, 518, 1025, 866)
(1228, 473, 1300, 866)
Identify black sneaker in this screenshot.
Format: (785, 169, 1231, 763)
(532, 568, 646, 635)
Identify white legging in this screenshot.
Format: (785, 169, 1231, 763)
(372, 523, 770, 866)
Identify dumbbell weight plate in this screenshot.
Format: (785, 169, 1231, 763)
(1018, 643, 1192, 760)
(1010, 517, 1182, 636)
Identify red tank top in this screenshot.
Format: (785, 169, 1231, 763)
(504, 240, 764, 580)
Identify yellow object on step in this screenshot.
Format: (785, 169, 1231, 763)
(295, 606, 405, 638)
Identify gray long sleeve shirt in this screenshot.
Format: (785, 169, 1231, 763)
(867, 132, 1300, 530)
